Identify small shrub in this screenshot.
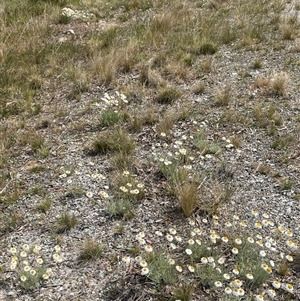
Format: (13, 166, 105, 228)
(256, 163, 270, 175)
(281, 178, 293, 190)
(193, 133, 221, 155)
(106, 199, 133, 218)
(139, 66, 164, 87)
(99, 109, 122, 127)
(145, 251, 177, 285)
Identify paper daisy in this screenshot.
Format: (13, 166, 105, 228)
(135, 256, 142, 263)
(225, 221, 232, 227)
(215, 281, 222, 287)
(284, 284, 294, 293)
(185, 249, 192, 255)
(20, 275, 27, 282)
(235, 238, 242, 245)
(232, 248, 238, 255)
(166, 234, 173, 242)
(176, 265, 183, 273)
(222, 236, 229, 243)
(144, 245, 153, 253)
(218, 257, 225, 265)
(54, 245, 61, 252)
(30, 269, 36, 276)
(201, 257, 208, 264)
(10, 247, 17, 254)
(24, 266, 30, 272)
(247, 237, 254, 243)
(140, 260, 147, 268)
(188, 265, 195, 273)
(169, 228, 177, 235)
(188, 239, 195, 245)
(168, 258, 175, 265)
(141, 267, 149, 275)
(122, 256, 131, 264)
(267, 289, 276, 298)
(272, 280, 281, 289)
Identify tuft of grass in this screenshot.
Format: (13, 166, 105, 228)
(277, 260, 289, 276)
(0, 211, 21, 235)
(192, 82, 205, 94)
(55, 212, 78, 233)
(35, 198, 52, 213)
(193, 42, 218, 55)
(200, 57, 213, 73)
(110, 151, 133, 171)
(271, 135, 294, 150)
(282, 23, 294, 40)
(252, 60, 262, 69)
(156, 87, 181, 105)
(88, 128, 135, 155)
(28, 165, 46, 173)
(78, 239, 103, 262)
(175, 181, 198, 217)
(281, 178, 293, 190)
(256, 163, 271, 175)
(65, 185, 85, 198)
(216, 86, 231, 106)
(172, 283, 194, 301)
(139, 65, 165, 87)
(269, 72, 289, 96)
(156, 112, 176, 136)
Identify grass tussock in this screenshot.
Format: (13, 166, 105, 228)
(89, 128, 135, 156)
(156, 87, 181, 105)
(175, 181, 198, 217)
(78, 239, 103, 262)
(55, 212, 78, 233)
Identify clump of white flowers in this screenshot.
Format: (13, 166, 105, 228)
(61, 7, 96, 22)
(7, 244, 62, 290)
